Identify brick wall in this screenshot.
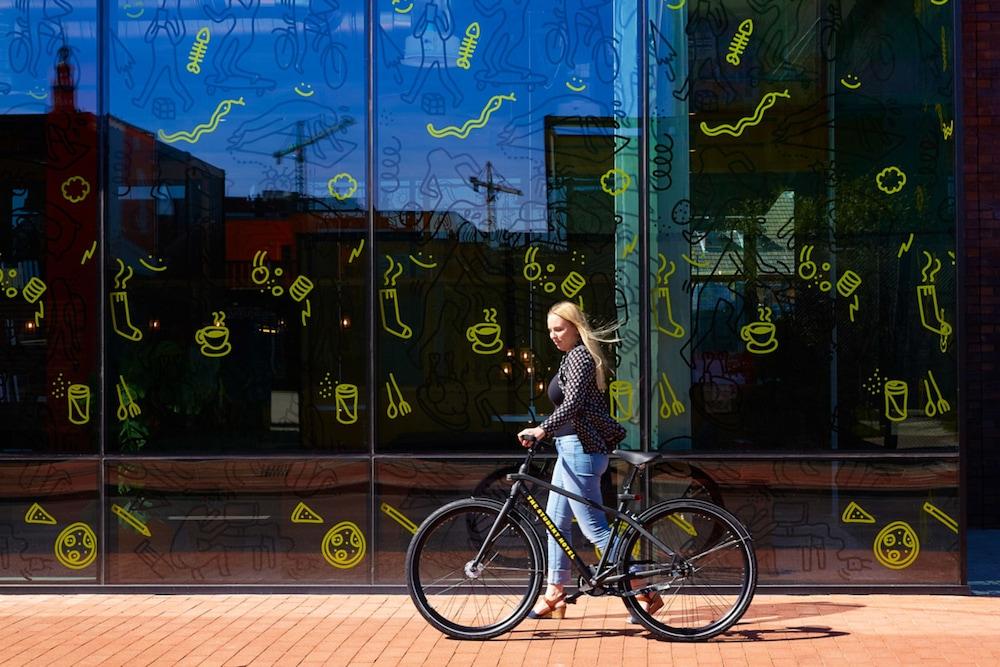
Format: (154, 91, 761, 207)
(962, 3, 1000, 528)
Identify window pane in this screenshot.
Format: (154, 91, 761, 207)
(649, 1, 957, 453)
(0, 2, 100, 454)
(374, 1, 640, 453)
(106, 1, 369, 454)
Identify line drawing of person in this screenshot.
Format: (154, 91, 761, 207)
(471, 0, 545, 89)
(132, 0, 194, 111)
(203, 0, 276, 94)
(401, 0, 463, 107)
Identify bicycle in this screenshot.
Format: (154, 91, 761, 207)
(405, 436, 757, 641)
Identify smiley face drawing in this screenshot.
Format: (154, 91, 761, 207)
(294, 82, 315, 97)
(565, 76, 587, 92)
(873, 520, 919, 570)
(840, 74, 861, 90)
(321, 521, 366, 569)
(55, 522, 97, 570)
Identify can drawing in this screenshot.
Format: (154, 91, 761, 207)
(68, 384, 91, 425)
(609, 380, 633, 423)
(336, 383, 359, 424)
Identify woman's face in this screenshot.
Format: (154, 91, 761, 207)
(547, 313, 579, 352)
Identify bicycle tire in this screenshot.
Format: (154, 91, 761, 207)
(617, 499, 756, 641)
(406, 498, 543, 640)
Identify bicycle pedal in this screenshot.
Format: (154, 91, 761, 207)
(564, 593, 582, 604)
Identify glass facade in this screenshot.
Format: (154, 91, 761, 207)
(0, 1, 959, 587)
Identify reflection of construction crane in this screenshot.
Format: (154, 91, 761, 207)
(273, 116, 356, 196)
(469, 161, 522, 231)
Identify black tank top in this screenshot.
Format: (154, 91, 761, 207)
(547, 375, 576, 437)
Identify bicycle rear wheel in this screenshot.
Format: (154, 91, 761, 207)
(618, 499, 756, 641)
(405, 499, 543, 640)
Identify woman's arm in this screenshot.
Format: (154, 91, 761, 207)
(539, 346, 595, 437)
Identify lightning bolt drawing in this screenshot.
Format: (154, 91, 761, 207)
(349, 239, 365, 264)
(301, 300, 311, 327)
(81, 241, 97, 265)
(897, 233, 914, 258)
(849, 295, 859, 322)
(34, 301, 44, 327)
(622, 235, 638, 258)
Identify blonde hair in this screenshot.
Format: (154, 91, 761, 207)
(548, 301, 618, 391)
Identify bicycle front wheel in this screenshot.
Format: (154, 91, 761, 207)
(619, 499, 757, 641)
(405, 499, 543, 640)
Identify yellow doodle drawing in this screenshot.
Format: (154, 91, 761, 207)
(110, 258, 142, 341)
(935, 104, 953, 139)
(291, 501, 324, 524)
(112, 503, 152, 537)
(426, 93, 516, 139)
(916, 252, 951, 351)
(923, 369, 951, 417)
(335, 383, 359, 424)
(725, 19, 753, 66)
(1, 268, 18, 298)
(897, 233, 914, 258)
(884, 380, 909, 422)
(123, 1, 144, 19)
(81, 241, 97, 265)
(681, 253, 708, 268)
(657, 372, 685, 420)
(392, 0, 414, 13)
(26, 87, 48, 100)
(138, 255, 167, 272)
(875, 166, 907, 194)
(922, 501, 958, 533)
(622, 235, 638, 258)
(456, 22, 480, 69)
(841, 501, 875, 524)
(741, 305, 778, 354)
(600, 168, 631, 196)
(115, 375, 141, 422)
(609, 380, 634, 423)
(349, 239, 365, 263)
(380, 502, 419, 535)
(565, 77, 587, 92)
(560, 271, 586, 299)
(523, 246, 542, 281)
(653, 255, 684, 338)
(666, 0, 686, 8)
(186, 27, 211, 74)
(289, 275, 314, 303)
(848, 295, 859, 322)
(55, 522, 98, 570)
(322, 521, 366, 569)
(873, 521, 919, 570)
(294, 82, 315, 97)
(24, 502, 56, 525)
(839, 74, 861, 90)
(327, 172, 358, 200)
(699, 90, 790, 137)
(409, 253, 437, 269)
(61, 176, 91, 203)
(379, 256, 412, 339)
(466, 308, 504, 355)
(22, 276, 46, 304)
(300, 299, 311, 326)
(68, 384, 91, 425)
(195, 311, 232, 357)
(668, 514, 698, 537)
(836, 270, 862, 298)
(158, 97, 245, 144)
(941, 26, 948, 72)
(385, 372, 412, 419)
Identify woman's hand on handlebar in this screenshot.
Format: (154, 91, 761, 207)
(517, 426, 546, 448)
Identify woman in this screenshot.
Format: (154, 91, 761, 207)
(517, 301, 660, 620)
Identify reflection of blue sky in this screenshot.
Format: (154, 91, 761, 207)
(1, 0, 624, 218)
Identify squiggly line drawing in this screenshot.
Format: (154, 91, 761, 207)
(426, 93, 516, 139)
(699, 90, 790, 137)
(157, 97, 246, 144)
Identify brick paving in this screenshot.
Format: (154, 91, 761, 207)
(0, 593, 998, 666)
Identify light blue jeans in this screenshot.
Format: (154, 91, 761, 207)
(545, 434, 612, 585)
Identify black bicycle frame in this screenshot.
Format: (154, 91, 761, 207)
(471, 445, 680, 589)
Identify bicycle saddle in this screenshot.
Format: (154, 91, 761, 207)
(613, 450, 661, 467)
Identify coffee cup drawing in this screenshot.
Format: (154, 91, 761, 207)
(466, 308, 504, 355)
(195, 311, 232, 357)
(740, 306, 778, 354)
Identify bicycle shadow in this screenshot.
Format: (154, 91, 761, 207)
(510, 624, 848, 642)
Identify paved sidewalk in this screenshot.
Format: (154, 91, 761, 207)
(1, 593, 999, 666)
